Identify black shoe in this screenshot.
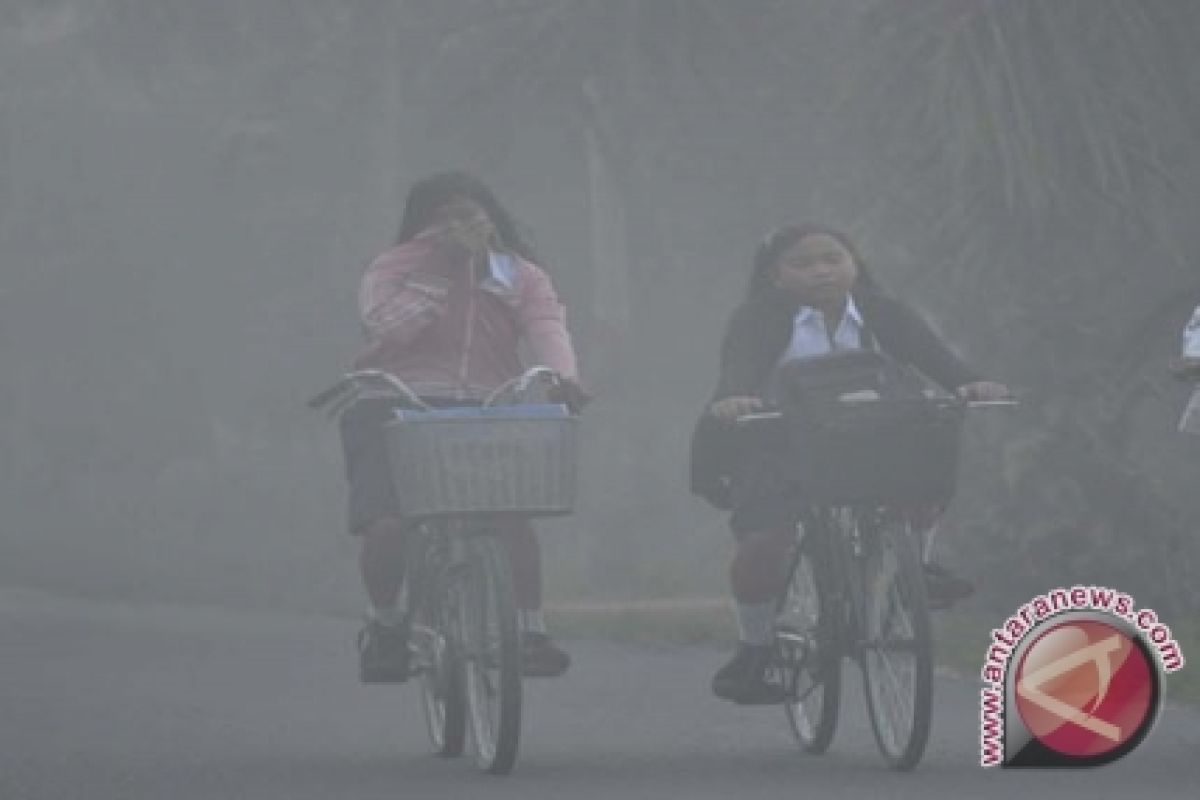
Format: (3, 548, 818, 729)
(358, 620, 410, 684)
(521, 632, 571, 678)
(924, 561, 974, 609)
(711, 644, 787, 705)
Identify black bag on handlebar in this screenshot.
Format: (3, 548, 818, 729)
(777, 351, 964, 506)
(778, 348, 923, 402)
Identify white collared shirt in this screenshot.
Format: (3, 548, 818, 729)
(765, 297, 868, 402)
(780, 297, 866, 363)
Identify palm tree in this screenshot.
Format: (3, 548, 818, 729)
(843, 0, 1200, 610)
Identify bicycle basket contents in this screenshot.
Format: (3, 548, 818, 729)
(777, 351, 964, 506)
(385, 404, 578, 519)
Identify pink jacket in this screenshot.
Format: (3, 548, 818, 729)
(353, 235, 579, 400)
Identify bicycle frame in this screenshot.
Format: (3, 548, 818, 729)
(405, 518, 505, 658)
(404, 521, 465, 662)
(795, 506, 890, 667)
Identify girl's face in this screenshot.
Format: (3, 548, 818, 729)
(772, 233, 859, 307)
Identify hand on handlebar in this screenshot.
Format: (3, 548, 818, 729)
(709, 396, 764, 422)
(547, 377, 593, 414)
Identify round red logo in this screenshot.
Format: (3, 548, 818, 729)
(1014, 619, 1158, 761)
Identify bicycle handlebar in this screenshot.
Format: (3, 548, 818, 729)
(733, 396, 1021, 428)
(306, 369, 430, 413)
(482, 366, 562, 407)
(307, 366, 569, 417)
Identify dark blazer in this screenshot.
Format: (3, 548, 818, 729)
(689, 288, 980, 508)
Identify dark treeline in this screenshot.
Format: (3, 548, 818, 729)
(2, 0, 1198, 615)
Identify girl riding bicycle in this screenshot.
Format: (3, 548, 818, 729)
(691, 223, 1009, 704)
(341, 171, 587, 683)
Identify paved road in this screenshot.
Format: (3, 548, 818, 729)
(2, 589, 1197, 799)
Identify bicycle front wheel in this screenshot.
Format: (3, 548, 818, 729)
(411, 565, 467, 758)
(779, 519, 841, 754)
(860, 517, 933, 771)
(460, 535, 522, 775)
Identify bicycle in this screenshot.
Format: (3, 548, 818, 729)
(309, 366, 579, 775)
(736, 388, 1016, 771)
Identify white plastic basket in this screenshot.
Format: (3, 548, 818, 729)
(385, 404, 578, 519)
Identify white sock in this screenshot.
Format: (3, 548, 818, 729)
(518, 609, 547, 635)
(920, 522, 938, 564)
(368, 605, 403, 627)
(736, 601, 776, 647)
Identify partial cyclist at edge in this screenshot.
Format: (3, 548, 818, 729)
(691, 223, 1011, 704)
(1173, 302, 1200, 434)
(340, 171, 589, 683)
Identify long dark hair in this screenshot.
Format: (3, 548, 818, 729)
(394, 171, 540, 265)
(745, 223, 881, 301)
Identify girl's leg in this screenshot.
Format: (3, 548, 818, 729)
(730, 528, 794, 645)
(712, 527, 794, 701)
(906, 504, 974, 604)
(504, 520, 542, 612)
(503, 520, 570, 676)
(360, 516, 407, 625)
(713, 461, 796, 700)
(341, 397, 409, 624)
(357, 516, 410, 682)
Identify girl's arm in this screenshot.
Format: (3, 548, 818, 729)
(517, 265, 579, 381)
(708, 304, 770, 418)
(359, 242, 452, 349)
(712, 304, 767, 401)
(871, 295, 980, 392)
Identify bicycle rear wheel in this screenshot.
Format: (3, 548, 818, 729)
(779, 520, 841, 754)
(460, 535, 522, 775)
(410, 543, 466, 757)
(860, 517, 932, 771)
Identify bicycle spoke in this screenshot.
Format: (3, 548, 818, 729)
(459, 538, 521, 774)
(877, 651, 914, 738)
(415, 580, 466, 757)
(781, 525, 841, 755)
(860, 520, 932, 769)
(871, 579, 915, 742)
